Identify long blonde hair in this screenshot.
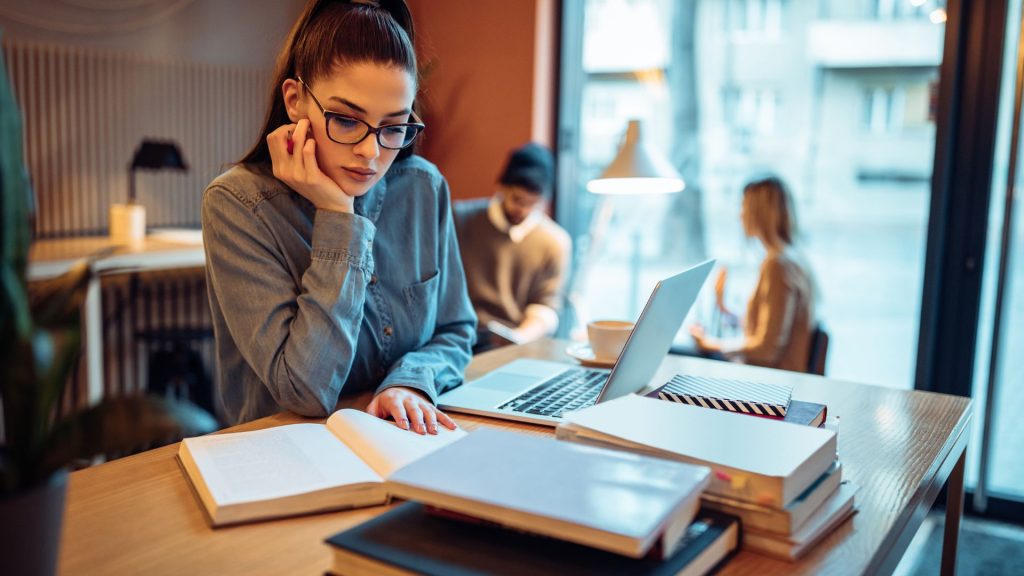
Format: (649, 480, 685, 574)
(742, 176, 797, 251)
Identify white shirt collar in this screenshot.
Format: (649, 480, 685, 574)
(488, 195, 541, 243)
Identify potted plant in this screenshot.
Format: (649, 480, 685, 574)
(0, 34, 217, 576)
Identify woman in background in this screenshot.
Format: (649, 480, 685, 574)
(690, 176, 816, 372)
(202, 0, 475, 430)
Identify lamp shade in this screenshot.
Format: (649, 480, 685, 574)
(130, 139, 188, 171)
(586, 119, 684, 195)
(126, 139, 188, 204)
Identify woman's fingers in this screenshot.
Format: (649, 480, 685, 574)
(267, 123, 295, 178)
(403, 397, 426, 435)
(421, 407, 438, 435)
(434, 407, 457, 431)
(291, 119, 310, 179)
(384, 394, 410, 431)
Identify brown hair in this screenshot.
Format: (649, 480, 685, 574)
(742, 175, 797, 250)
(239, 0, 418, 170)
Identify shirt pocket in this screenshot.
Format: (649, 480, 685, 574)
(402, 270, 440, 348)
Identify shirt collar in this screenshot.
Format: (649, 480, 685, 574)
(488, 195, 540, 243)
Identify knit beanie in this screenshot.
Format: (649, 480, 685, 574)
(498, 142, 554, 196)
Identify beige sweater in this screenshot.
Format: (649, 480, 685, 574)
(453, 198, 571, 330)
(739, 249, 815, 372)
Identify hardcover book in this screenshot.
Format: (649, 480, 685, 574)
(324, 502, 740, 576)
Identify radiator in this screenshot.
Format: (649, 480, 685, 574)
(2, 38, 270, 238)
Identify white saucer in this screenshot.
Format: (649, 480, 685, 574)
(565, 342, 617, 368)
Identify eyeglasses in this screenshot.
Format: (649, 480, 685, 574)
(297, 76, 424, 150)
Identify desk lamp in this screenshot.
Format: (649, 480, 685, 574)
(586, 119, 684, 315)
(110, 139, 188, 242)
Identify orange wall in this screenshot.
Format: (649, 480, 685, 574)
(409, 0, 558, 201)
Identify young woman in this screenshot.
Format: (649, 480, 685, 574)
(202, 0, 475, 432)
(690, 176, 816, 372)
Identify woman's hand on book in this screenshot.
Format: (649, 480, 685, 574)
(267, 119, 355, 214)
(366, 387, 458, 435)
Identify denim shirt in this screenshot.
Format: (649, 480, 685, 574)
(202, 156, 477, 425)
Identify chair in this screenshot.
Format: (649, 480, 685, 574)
(138, 327, 216, 415)
(807, 323, 830, 376)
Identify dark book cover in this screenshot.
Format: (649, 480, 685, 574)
(325, 502, 739, 576)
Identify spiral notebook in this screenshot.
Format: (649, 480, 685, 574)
(649, 374, 792, 417)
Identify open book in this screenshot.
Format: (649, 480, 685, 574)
(177, 409, 467, 526)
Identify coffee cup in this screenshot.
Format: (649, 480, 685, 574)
(586, 320, 635, 362)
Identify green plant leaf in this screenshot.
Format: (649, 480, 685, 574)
(31, 324, 82, 452)
(1, 335, 40, 470)
(36, 396, 218, 482)
(0, 27, 34, 345)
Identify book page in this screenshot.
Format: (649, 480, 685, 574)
(183, 423, 382, 506)
(325, 409, 467, 478)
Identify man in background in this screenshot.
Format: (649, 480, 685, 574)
(454, 143, 572, 353)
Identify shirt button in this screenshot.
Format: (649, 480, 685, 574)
(377, 368, 386, 378)
(383, 326, 394, 337)
(370, 275, 378, 285)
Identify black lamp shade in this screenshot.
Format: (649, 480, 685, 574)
(130, 139, 188, 171)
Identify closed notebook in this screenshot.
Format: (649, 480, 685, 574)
(556, 394, 836, 508)
(177, 409, 466, 526)
(650, 374, 792, 417)
(386, 427, 712, 559)
(324, 502, 740, 576)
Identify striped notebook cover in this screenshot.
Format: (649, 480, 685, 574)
(651, 375, 792, 417)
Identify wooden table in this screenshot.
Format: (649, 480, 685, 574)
(28, 232, 205, 406)
(58, 339, 971, 575)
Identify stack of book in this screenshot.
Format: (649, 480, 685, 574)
(556, 394, 857, 561)
(324, 428, 741, 575)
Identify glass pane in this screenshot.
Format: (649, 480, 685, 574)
(971, 0, 1024, 501)
(565, 0, 946, 388)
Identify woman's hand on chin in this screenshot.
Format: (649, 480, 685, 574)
(268, 119, 354, 213)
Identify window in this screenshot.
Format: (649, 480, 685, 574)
(723, 87, 779, 135)
(561, 0, 945, 389)
(872, 0, 933, 20)
(863, 86, 904, 134)
(726, 0, 783, 37)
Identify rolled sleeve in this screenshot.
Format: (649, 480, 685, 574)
(377, 365, 438, 403)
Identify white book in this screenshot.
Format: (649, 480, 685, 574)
(177, 409, 467, 526)
(742, 482, 859, 561)
(556, 394, 837, 508)
(386, 427, 712, 559)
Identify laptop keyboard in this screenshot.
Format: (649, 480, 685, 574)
(497, 368, 607, 418)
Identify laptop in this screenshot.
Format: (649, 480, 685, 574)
(438, 259, 715, 426)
